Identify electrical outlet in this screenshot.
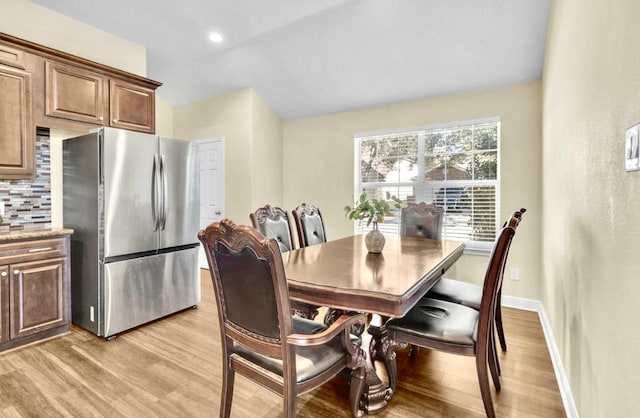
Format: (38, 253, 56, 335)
(510, 268, 520, 281)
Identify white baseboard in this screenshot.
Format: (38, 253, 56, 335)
(502, 295, 579, 418)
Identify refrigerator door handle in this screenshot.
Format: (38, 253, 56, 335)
(160, 154, 168, 230)
(152, 154, 161, 231)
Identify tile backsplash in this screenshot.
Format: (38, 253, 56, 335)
(0, 128, 51, 232)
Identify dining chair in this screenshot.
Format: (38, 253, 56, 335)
(385, 223, 518, 418)
(250, 204, 296, 252)
(292, 203, 327, 247)
(198, 219, 367, 418)
(400, 202, 444, 239)
(251, 205, 320, 320)
(425, 208, 526, 352)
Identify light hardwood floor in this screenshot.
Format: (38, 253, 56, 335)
(0, 270, 566, 417)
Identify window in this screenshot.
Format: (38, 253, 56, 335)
(354, 118, 500, 254)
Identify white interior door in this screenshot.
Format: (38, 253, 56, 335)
(197, 138, 224, 269)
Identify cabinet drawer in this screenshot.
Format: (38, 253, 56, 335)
(0, 238, 67, 265)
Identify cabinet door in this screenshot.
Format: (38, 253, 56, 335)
(0, 65, 34, 179)
(10, 257, 68, 340)
(45, 60, 106, 124)
(110, 79, 155, 133)
(0, 266, 8, 343)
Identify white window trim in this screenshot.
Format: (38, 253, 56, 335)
(353, 117, 501, 256)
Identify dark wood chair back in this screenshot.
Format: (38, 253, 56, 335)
(250, 205, 295, 252)
(386, 223, 517, 418)
(504, 207, 526, 229)
(292, 203, 327, 247)
(198, 219, 367, 417)
(400, 202, 443, 239)
(478, 226, 516, 351)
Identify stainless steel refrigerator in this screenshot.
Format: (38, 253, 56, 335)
(63, 127, 200, 339)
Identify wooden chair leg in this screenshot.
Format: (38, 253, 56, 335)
(284, 384, 296, 418)
(475, 352, 496, 418)
(383, 341, 398, 395)
(408, 344, 420, 358)
(349, 364, 366, 418)
(220, 364, 234, 418)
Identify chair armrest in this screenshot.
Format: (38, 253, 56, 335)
(287, 313, 367, 347)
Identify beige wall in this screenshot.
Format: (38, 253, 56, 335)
(283, 82, 542, 299)
(173, 88, 283, 224)
(1, 0, 146, 75)
(155, 96, 174, 138)
(250, 89, 284, 207)
(173, 89, 252, 223)
(542, 0, 640, 416)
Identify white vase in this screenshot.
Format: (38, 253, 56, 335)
(365, 222, 385, 253)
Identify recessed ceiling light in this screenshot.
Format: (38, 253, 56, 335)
(208, 32, 223, 43)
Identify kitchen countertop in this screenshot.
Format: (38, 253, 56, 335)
(0, 227, 74, 243)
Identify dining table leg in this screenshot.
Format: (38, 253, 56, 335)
(359, 316, 397, 414)
(321, 310, 397, 414)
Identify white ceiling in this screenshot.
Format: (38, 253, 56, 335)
(31, 0, 550, 120)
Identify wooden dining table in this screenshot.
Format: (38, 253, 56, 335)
(281, 234, 465, 414)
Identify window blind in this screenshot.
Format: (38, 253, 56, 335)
(353, 118, 500, 254)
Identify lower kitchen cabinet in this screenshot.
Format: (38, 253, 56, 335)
(0, 266, 9, 344)
(0, 233, 71, 351)
(10, 257, 67, 340)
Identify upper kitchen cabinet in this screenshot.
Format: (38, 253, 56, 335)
(45, 60, 106, 125)
(44, 62, 157, 133)
(110, 79, 155, 133)
(0, 43, 35, 179)
(0, 33, 161, 136)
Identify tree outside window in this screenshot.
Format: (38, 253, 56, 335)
(354, 119, 500, 253)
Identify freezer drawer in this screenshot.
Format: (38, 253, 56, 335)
(103, 247, 199, 338)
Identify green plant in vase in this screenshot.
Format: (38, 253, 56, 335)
(344, 192, 402, 253)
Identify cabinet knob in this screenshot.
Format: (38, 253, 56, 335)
(99, 116, 104, 121)
(13, 270, 19, 275)
(113, 119, 118, 123)
(0, 272, 6, 278)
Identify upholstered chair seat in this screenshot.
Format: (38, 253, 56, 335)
(235, 317, 351, 384)
(424, 208, 526, 353)
(385, 222, 519, 418)
(388, 298, 479, 347)
(198, 219, 366, 417)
